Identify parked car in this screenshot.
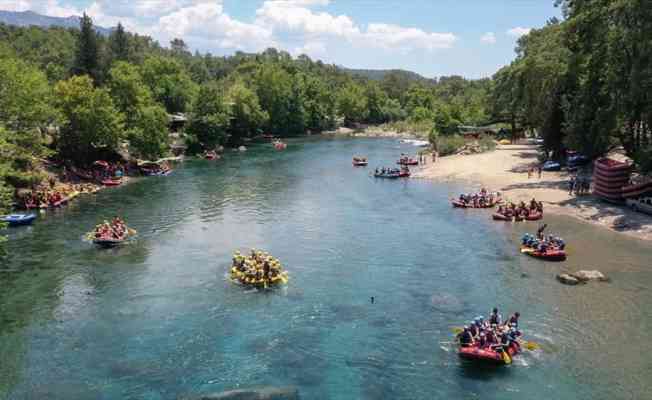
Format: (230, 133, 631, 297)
(626, 197, 652, 216)
(542, 160, 561, 171)
(567, 154, 590, 168)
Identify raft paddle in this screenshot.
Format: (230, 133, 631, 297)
(502, 350, 512, 364)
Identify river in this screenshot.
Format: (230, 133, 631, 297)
(1, 137, 651, 400)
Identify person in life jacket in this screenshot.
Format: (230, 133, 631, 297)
(489, 308, 502, 325)
(458, 327, 474, 347)
(468, 319, 480, 339)
(505, 312, 520, 329)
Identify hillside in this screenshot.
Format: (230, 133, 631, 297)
(0, 10, 112, 35)
(342, 67, 432, 83)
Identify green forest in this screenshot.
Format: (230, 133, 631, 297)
(1, 0, 651, 216)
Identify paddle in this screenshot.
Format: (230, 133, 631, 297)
(128, 228, 137, 236)
(502, 349, 512, 364)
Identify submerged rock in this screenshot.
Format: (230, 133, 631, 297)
(556, 273, 580, 285)
(572, 270, 609, 282)
(181, 386, 299, 400)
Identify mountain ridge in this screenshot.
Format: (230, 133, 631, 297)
(0, 9, 113, 35)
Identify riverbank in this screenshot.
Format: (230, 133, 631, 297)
(323, 126, 424, 139)
(413, 144, 652, 241)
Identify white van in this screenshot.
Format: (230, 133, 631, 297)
(626, 197, 652, 216)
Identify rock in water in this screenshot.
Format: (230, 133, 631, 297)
(572, 270, 609, 282)
(180, 386, 299, 400)
(238, 146, 247, 152)
(556, 274, 580, 285)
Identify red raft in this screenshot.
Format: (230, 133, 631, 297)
(521, 246, 566, 261)
(397, 159, 418, 166)
(458, 342, 520, 365)
(102, 178, 122, 187)
(452, 200, 498, 209)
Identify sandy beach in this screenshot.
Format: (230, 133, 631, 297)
(413, 144, 652, 241)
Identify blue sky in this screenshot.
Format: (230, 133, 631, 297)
(1, 1, 562, 78)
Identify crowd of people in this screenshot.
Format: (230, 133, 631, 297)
(22, 183, 99, 209)
(456, 188, 501, 207)
(374, 165, 410, 176)
(521, 225, 566, 252)
(91, 217, 129, 241)
(496, 198, 543, 219)
(397, 154, 419, 165)
(568, 175, 591, 196)
(230, 249, 289, 287)
(457, 308, 522, 351)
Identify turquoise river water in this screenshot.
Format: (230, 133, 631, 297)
(1, 137, 652, 400)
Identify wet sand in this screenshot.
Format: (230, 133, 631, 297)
(413, 144, 652, 241)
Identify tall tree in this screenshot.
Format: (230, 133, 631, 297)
(227, 81, 268, 143)
(186, 83, 231, 148)
(54, 75, 124, 164)
(109, 22, 130, 63)
(72, 13, 100, 82)
(141, 56, 198, 113)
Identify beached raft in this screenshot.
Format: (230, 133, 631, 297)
(520, 246, 566, 261)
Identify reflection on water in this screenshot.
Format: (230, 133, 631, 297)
(1, 137, 652, 400)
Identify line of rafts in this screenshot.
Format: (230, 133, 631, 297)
(230, 249, 289, 289)
(85, 217, 136, 248)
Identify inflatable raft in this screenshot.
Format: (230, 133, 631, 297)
(397, 159, 418, 166)
(521, 246, 567, 261)
(374, 172, 400, 179)
(458, 342, 520, 365)
(92, 238, 126, 248)
(102, 178, 122, 186)
(2, 213, 37, 227)
(230, 267, 289, 288)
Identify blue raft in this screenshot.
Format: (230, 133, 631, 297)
(2, 213, 37, 227)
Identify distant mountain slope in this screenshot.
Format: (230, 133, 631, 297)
(342, 68, 432, 83)
(0, 10, 112, 35)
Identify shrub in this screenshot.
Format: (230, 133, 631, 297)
(437, 135, 465, 156)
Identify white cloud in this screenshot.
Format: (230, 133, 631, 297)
(293, 41, 326, 57)
(0, 0, 79, 16)
(0, 0, 30, 12)
(0, 0, 456, 70)
(480, 32, 496, 44)
(157, 2, 275, 52)
(256, 0, 455, 52)
(364, 23, 455, 51)
(506, 27, 531, 37)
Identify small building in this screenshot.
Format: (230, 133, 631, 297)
(168, 113, 188, 133)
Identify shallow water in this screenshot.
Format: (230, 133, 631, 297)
(1, 137, 651, 400)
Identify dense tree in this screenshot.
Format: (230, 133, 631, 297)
(128, 105, 169, 159)
(107, 62, 168, 159)
(227, 82, 269, 143)
(141, 56, 198, 113)
(0, 57, 56, 189)
(337, 82, 368, 126)
(186, 83, 231, 148)
(72, 13, 100, 82)
(109, 23, 130, 63)
(54, 75, 124, 164)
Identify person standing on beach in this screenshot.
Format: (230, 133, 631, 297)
(528, 168, 532, 179)
(537, 165, 542, 178)
(568, 177, 575, 195)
